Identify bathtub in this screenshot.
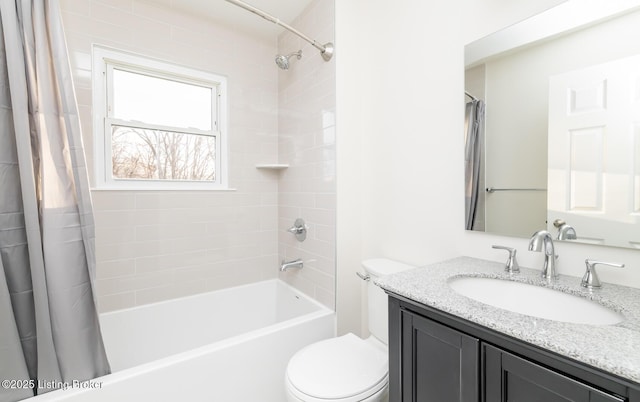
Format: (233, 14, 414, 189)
(31, 279, 335, 402)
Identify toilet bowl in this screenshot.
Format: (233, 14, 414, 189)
(285, 334, 388, 402)
(285, 259, 414, 402)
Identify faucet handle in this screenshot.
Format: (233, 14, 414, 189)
(581, 259, 624, 289)
(287, 218, 308, 242)
(492, 245, 520, 274)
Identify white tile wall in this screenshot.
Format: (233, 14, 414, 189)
(277, 0, 337, 309)
(60, 0, 283, 312)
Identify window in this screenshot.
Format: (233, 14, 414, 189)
(92, 46, 228, 190)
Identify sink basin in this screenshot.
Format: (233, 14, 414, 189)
(448, 277, 624, 325)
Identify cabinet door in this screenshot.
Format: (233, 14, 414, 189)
(484, 344, 625, 402)
(401, 310, 479, 402)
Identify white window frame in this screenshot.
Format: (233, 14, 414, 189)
(92, 46, 229, 190)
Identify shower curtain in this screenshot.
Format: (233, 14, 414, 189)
(0, 1, 110, 401)
(464, 99, 485, 230)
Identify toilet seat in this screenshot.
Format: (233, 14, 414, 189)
(285, 333, 388, 401)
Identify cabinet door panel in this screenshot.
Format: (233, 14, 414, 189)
(484, 345, 625, 402)
(402, 310, 479, 402)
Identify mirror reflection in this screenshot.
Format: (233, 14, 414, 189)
(464, 2, 640, 249)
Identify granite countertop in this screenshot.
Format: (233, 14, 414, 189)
(375, 256, 640, 384)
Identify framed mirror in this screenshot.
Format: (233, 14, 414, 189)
(464, 1, 640, 249)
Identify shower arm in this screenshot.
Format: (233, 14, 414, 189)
(225, 0, 334, 61)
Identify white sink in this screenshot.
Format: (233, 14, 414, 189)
(448, 276, 624, 325)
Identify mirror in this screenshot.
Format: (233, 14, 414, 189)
(464, 1, 640, 249)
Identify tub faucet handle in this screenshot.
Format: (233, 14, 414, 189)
(581, 259, 624, 289)
(287, 218, 308, 242)
(492, 245, 520, 274)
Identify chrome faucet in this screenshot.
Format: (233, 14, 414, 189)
(492, 245, 520, 274)
(581, 259, 624, 289)
(528, 230, 558, 280)
(553, 219, 577, 240)
(280, 259, 303, 272)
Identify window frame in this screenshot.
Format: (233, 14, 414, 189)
(92, 46, 229, 190)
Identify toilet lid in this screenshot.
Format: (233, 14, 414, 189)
(286, 334, 388, 400)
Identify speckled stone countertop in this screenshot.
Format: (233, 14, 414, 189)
(375, 256, 640, 384)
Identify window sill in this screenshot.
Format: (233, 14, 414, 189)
(90, 186, 237, 192)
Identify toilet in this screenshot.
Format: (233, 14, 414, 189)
(285, 258, 414, 402)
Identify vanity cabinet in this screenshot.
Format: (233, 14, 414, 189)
(484, 345, 624, 402)
(388, 295, 638, 402)
(400, 309, 479, 402)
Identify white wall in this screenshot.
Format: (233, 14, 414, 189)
(334, 0, 640, 337)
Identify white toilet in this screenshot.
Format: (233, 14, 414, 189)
(285, 258, 414, 402)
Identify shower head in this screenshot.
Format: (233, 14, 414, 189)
(275, 50, 302, 70)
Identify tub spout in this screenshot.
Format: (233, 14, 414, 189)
(280, 259, 303, 271)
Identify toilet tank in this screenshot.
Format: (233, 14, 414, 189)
(362, 259, 415, 345)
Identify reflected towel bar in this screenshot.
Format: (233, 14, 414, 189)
(486, 187, 546, 193)
(465, 91, 477, 101)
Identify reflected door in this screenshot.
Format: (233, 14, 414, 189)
(548, 54, 640, 248)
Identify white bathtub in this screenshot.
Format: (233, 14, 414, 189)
(31, 279, 335, 402)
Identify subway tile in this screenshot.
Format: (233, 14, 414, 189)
(171, 26, 226, 52)
(300, 207, 335, 226)
(91, 1, 135, 26)
(97, 291, 135, 313)
(135, 250, 209, 273)
(314, 224, 335, 243)
(278, 206, 302, 222)
(60, 0, 91, 16)
(301, 237, 334, 260)
(96, 241, 139, 262)
(135, 222, 207, 241)
(298, 265, 333, 294)
(63, 10, 133, 44)
(171, 280, 210, 298)
(62, 0, 335, 309)
(131, 0, 173, 23)
(94, 210, 137, 228)
(94, 0, 134, 12)
(134, 285, 175, 306)
(95, 226, 136, 245)
(68, 49, 92, 74)
(97, 270, 174, 296)
(92, 192, 136, 210)
(177, 263, 231, 282)
(314, 287, 335, 310)
(280, 192, 315, 208)
(315, 193, 336, 210)
(96, 259, 136, 279)
(260, 192, 278, 206)
(204, 273, 252, 293)
(163, 236, 216, 254)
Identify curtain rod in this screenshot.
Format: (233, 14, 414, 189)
(225, 0, 334, 62)
(465, 91, 477, 101)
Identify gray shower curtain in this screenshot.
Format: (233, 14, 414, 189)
(0, 1, 110, 401)
(464, 99, 484, 230)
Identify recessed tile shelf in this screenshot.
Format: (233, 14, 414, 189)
(255, 164, 289, 170)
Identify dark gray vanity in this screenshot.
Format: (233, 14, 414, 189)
(377, 257, 640, 402)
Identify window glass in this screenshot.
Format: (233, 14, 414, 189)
(93, 46, 227, 190)
(112, 69, 213, 131)
(111, 126, 216, 181)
